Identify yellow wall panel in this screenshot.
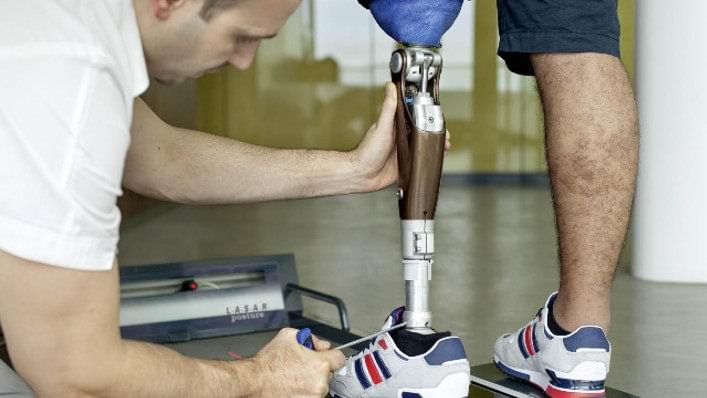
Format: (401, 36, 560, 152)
(197, 0, 635, 174)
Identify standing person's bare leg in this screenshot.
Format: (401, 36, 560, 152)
(493, 52, 638, 397)
(532, 53, 639, 332)
(492, 1, 636, 395)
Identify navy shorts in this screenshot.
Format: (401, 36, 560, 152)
(496, 0, 621, 76)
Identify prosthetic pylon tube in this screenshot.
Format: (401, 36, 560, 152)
(390, 47, 445, 332)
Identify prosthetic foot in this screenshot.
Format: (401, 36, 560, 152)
(390, 46, 445, 333)
(329, 308, 470, 398)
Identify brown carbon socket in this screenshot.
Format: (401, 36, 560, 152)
(391, 49, 446, 221)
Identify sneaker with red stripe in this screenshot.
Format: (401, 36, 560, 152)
(329, 307, 470, 398)
(493, 292, 611, 398)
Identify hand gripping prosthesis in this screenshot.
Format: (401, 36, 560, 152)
(390, 47, 445, 333)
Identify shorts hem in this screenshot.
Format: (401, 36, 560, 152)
(498, 31, 621, 76)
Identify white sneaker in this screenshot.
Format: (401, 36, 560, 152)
(330, 307, 470, 398)
(493, 292, 611, 398)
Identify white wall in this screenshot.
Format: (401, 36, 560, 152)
(633, 0, 707, 282)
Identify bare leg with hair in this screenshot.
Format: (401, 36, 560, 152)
(531, 53, 639, 332)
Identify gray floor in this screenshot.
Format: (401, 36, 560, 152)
(119, 185, 707, 398)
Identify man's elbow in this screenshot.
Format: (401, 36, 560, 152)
(122, 158, 200, 205)
(32, 384, 99, 398)
(24, 372, 108, 398)
(17, 356, 124, 398)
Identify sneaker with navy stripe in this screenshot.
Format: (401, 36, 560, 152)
(330, 307, 470, 398)
(493, 292, 611, 398)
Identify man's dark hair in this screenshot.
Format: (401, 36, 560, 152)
(200, 0, 240, 20)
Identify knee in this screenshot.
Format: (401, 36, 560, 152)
(530, 53, 625, 80)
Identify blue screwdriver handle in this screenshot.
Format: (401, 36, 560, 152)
(296, 328, 315, 350)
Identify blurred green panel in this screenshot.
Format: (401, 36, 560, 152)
(619, 0, 636, 81)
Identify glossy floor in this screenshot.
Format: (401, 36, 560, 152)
(119, 185, 707, 397)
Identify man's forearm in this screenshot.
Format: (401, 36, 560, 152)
(150, 127, 364, 204)
(95, 340, 258, 398)
(41, 338, 258, 398)
(124, 99, 369, 204)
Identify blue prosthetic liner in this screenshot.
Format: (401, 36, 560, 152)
(366, 0, 464, 47)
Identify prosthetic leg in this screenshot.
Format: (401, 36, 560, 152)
(390, 47, 445, 333)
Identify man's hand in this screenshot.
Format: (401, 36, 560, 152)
(250, 328, 345, 397)
(350, 82, 451, 193)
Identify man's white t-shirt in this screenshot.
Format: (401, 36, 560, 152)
(0, 0, 149, 270)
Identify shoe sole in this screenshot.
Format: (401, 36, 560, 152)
(397, 371, 470, 398)
(330, 371, 470, 398)
(493, 355, 606, 398)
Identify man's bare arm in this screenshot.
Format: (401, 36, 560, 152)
(123, 85, 399, 204)
(0, 250, 343, 398)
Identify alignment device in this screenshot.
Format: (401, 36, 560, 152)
(390, 46, 445, 333)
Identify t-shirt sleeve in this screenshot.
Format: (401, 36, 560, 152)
(0, 54, 133, 270)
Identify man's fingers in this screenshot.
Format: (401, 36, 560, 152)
(311, 335, 331, 351)
(376, 82, 397, 129)
(278, 327, 298, 340)
(319, 349, 346, 371)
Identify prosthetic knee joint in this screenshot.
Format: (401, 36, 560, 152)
(390, 47, 445, 332)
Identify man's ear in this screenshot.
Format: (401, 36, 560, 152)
(151, 0, 188, 20)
